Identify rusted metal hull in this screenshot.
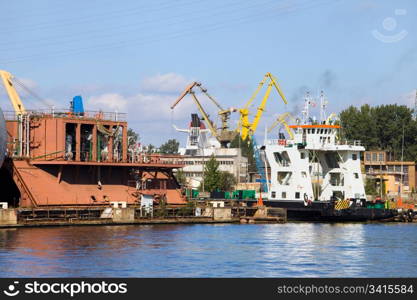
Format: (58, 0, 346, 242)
(6, 160, 185, 207)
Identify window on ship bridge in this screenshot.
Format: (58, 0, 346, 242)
(274, 151, 291, 166)
(277, 172, 292, 185)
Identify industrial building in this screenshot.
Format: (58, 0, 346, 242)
(363, 150, 416, 196)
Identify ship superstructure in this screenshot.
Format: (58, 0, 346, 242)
(261, 92, 395, 221)
(265, 124, 365, 203)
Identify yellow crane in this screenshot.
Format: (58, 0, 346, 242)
(171, 81, 237, 147)
(238, 72, 287, 140)
(0, 70, 26, 116)
(325, 112, 338, 125)
(267, 112, 296, 139)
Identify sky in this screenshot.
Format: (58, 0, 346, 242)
(0, 0, 416, 146)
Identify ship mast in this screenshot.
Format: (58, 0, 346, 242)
(320, 90, 328, 123)
(301, 92, 311, 124)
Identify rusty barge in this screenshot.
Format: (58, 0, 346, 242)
(0, 70, 200, 226)
(2, 109, 187, 207)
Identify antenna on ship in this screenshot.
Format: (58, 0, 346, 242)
(302, 92, 310, 124)
(320, 90, 328, 123)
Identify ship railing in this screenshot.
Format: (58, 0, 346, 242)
(31, 150, 185, 165)
(366, 169, 405, 176)
(3, 109, 127, 122)
(267, 139, 293, 146)
(127, 153, 185, 165)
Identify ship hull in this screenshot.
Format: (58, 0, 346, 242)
(260, 200, 397, 222)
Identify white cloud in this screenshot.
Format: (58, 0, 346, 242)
(88, 93, 128, 111)
(86, 92, 194, 121)
(140, 73, 192, 93)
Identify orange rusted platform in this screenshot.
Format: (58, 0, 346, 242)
(11, 159, 186, 207)
(4, 110, 187, 208)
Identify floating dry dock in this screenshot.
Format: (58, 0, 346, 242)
(1, 109, 187, 208)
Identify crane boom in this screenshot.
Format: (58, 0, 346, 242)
(171, 81, 238, 147)
(268, 112, 295, 139)
(196, 84, 224, 111)
(188, 91, 218, 137)
(326, 112, 338, 125)
(238, 72, 288, 140)
(170, 82, 198, 109)
(0, 70, 26, 116)
(250, 81, 273, 136)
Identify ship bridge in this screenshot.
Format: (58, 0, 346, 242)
(267, 124, 364, 152)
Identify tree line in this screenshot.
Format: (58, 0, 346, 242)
(339, 104, 417, 161)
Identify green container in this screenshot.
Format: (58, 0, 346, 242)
(367, 203, 385, 209)
(192, 189, 199, 198)
(224, 191, 232, 199)
(186, 189, 199, 198)
(242, 190, 256, 199)
(374, 203, 385, 209)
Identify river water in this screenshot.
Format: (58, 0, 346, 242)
(0, 223, 416, 277)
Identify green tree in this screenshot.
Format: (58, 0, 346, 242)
(146, 144, 156, 153)
(218, 171, 237, 191)
(159, 139, 180, 154)
(201, 155, 220, 192)
(339, 104, 378, 150)
(127, 128, 139, 148)
(365, 177, 377, 196)
(174, 169, 186, 186)
(340, 104, 417, 161)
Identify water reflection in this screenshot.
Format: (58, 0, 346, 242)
(0, 223, 416, 277)
(258, 224, 366, 277)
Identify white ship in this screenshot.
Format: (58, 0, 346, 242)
(260, 93, 396, 221)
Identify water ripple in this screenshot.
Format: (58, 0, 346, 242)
(1, 223, 417, 277)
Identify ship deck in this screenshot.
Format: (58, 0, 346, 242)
(29, 160, 184, 169)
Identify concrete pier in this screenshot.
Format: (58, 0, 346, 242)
(112, 208, 135, 222)
(0, 209, 17, 226)
(0, 205, 289, 228)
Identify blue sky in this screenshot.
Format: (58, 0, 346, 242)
(1, 0, 416, 146)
